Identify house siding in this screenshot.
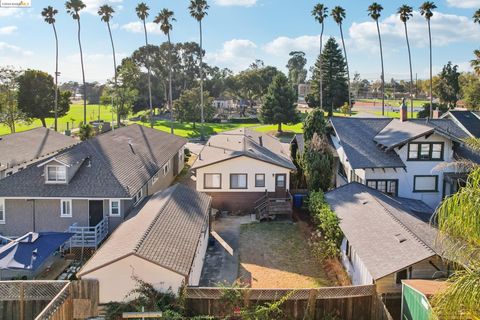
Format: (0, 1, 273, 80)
(188, 222, 209, 286)
(340, 238, 374, 286)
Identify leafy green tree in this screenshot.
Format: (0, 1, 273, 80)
(303, 108, 327, 142)
(434, 61, 460, 108)
(471, 50, 480, 77)
(65, 0, 86, 124)
(417, 102, 447, 118)
(308, 37, 349, 116)
(0, 67, 26, 133)
(17, 70, 70, 127)
(420, 1, 437, 118)
(368, 2, 385, 115)
(286, 51, 307, 92)
(312, 3, 328, 109)
(259, 73, 297, 132)
(463, 78, 480, 111)
(79, 123, 94, 141)
(173, 87, 214, 128)
(398, 4, 415, 118)
(303, 133, 334, 192)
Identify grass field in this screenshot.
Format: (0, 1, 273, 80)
(356, 98, 428, 107)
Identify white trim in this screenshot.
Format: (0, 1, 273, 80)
(0, 198, 5, 224)
(163, 161, 170, 176)
(133, 189, 144, 206)
(109, 199, 121, 217)
(37, 157, 71, 168)
(45, 165, 67, 184)
(152, 172, 159, 184)
(60, 199, 72, 218)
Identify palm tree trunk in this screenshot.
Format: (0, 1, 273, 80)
(143, 19, 153, 128)
(199, 20, 205, 141)
(428, 19, 433, 118)
(107, 21, 119, 127)
(404, 22, 414, 119)
(53, 23, 59, 131)
(168, 32, 174, 134)
(319, 22, 324, 110)
(77, 18, 87, 125)
(376, 20, 385, 116)
(278, 122, 282, 132)
(339, 24, 352, 116)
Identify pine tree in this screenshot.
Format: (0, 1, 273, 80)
(302, 133, 334, 192)
(260, 73, 298, 132)
(308, 37, 348, 116)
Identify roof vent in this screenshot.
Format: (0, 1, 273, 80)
(394, 233, 407, 243)
(362, 200, 368, 205)
(259, 136, 263, 146)
(128, 139, 135, 154)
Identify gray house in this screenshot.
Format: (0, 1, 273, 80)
(0, 127, 77, 179)
(0, 124, 186, 248)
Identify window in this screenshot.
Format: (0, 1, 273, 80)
(152, 172, 159, 184)
(163, 161, 169, 176)
(204, 173, 221, 189)
(133, 189, 143, 205)
(179, 149, 184, 163)
(408, 143, 444, 161)
(230, 174, 247, 189)
(367, 180, 398, 197)
(414, 175, 439, 192)
(255, 174, 265, 188)
(60, 199, 72, 217)
(0, 199, 5, 224)
(109, 200, 121, 216)
(396, 269, 409, 284)
(46, 165, 66, 183)
(350, 170, 364, 184)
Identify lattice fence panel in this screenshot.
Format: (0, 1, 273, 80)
(0, 281, 68, 301)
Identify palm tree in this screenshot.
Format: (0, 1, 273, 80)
(367, 2, 385, 116)
(474, 9, 480, 24)
(98, 4, 120, 128)
(65, 0, 87, 125)
(311, 3, 328, 111)
(471, 50, 480, 76)
(135, 2, 154, 128)
(331, 6, 351, 115)
(41, 6, 59, 131)
(398, 5, 414, 119)
(189, 0, 209, 141)
(154, 9, 176, 134)
(420, 1, 437, 119)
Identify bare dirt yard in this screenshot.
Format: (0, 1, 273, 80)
(238, 221, 332, 288)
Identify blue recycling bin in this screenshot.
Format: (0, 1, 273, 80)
(293, 194, 306, 208)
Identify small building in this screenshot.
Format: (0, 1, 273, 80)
(401, 280, 448, 320)
(77, 184, 211, 303)
(192, 128, 296, 214)
(0, 127, 77, 179)
(213, 97, 234, 110)
(325, 183, 448, 295)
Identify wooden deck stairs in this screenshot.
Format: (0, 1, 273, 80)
(254, 191, 293, 220)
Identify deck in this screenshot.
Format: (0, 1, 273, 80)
(67, 218, 109, 249)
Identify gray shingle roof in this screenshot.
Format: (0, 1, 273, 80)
(78, 184, 211, 277)
(442, 111, 480, 138)
(0, 127, 77, 169)
(0, 124, 186, 198)
(325, 183, 440, 280)
(374, 120, 434, 150)
(410, 118, 470, 141)
(192, 128, 295, 170)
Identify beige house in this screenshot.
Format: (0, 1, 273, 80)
(78, 184, 211, 303)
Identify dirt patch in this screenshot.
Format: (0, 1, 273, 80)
(239, 222, 332, 288)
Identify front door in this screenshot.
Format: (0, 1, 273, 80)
(89, 200, 104, 227)
(275, 174, 287, 197)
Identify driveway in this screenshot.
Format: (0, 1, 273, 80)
(199, 214, 253, 287)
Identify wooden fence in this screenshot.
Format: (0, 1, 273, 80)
(0, 280, 98, 320)
(185, 285, 394, 320)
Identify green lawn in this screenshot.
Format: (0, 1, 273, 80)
(356, 98, 428, 107)
(366, 110, 419, 119)
(0, 104, 115, 136)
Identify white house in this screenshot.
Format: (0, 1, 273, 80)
(77, 184, 211, 303)
(192, 128, 296, 213)
(329, 106, 471, 208)
(325, 183, 448, 295)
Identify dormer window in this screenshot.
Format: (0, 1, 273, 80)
(46, 165, 66, 183)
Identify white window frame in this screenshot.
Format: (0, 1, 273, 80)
(133, 189, 144, 206)
(179, 149, 184, 164)
(46, 165, 67, 184)
(152, 172, 159, 184)
(60, 199, 72, 218)
(109, 199, 121, 217)
(0, 198, 5, 224)
(163, 161, 170, 176)
(204, 173, 222, 189)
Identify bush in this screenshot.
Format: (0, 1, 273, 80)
(228, 117, 260, 124)
(417, 103, 448, 118)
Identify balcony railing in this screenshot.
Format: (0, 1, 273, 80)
(67, 217, 109, 249)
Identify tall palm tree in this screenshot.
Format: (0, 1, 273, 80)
(312, 3, 328, 111)
(41, 6, 59, 131)
(420, 1, 437, 119)
(331, 6, 351, 115)
(189, 0, 209, 141)
(474, 9, 480, 24)
(471, 50, 480, 76)
(398, 5, 414, 119)
(65, 0, 87, 125)
(367, 2, 385, 116)
(98, 4, 120, 127)
(135, 2, 154, 128)
(154, 9, 176, 134)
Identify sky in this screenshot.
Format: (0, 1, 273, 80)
(0, 0, 479, 83)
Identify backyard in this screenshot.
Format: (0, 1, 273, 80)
(238, 222, 332, 288)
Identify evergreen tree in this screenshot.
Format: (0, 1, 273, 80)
(303, 108, 327, 142)
(434, 61, 460, 109)
(173, 87, 214, 128)
(286, 51, 307, 92)
(302, 133, 334, 192)
(308, 37, 348, 116)
(260, 73, 298, 132)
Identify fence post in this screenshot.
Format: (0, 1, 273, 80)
(307, 289, 317, 320)
(19, 282, 25, 320)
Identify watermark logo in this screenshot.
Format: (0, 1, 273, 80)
(0, 0, 31, 8)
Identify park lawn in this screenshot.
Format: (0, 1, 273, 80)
(357, 98, 428, 107)
(366, 110, 419, 119)
(0, 104, 115, 136)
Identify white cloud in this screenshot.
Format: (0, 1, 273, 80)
(0, 26, 17, 35)
(0, 42, 32, 56)
(446, 0, 480, 9)
(214, 0, 257, 7)
(349, 11, 480, 53)
(121, 21, 163, 35)
(205, 39, 258, 71)
(81, 0, 123, 15)
(63, 52, 127, 81)
(263, 35, 323, 57)
(0, 8, 20, 17)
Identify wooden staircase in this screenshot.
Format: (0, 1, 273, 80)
(254, 190, 293, 220)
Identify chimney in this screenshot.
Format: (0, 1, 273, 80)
(432, 109, 441, 119)
(258, 136, 263, 146)
(400, 98, 408, 122)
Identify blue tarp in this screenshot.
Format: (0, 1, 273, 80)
(0, 232, 73, 271)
